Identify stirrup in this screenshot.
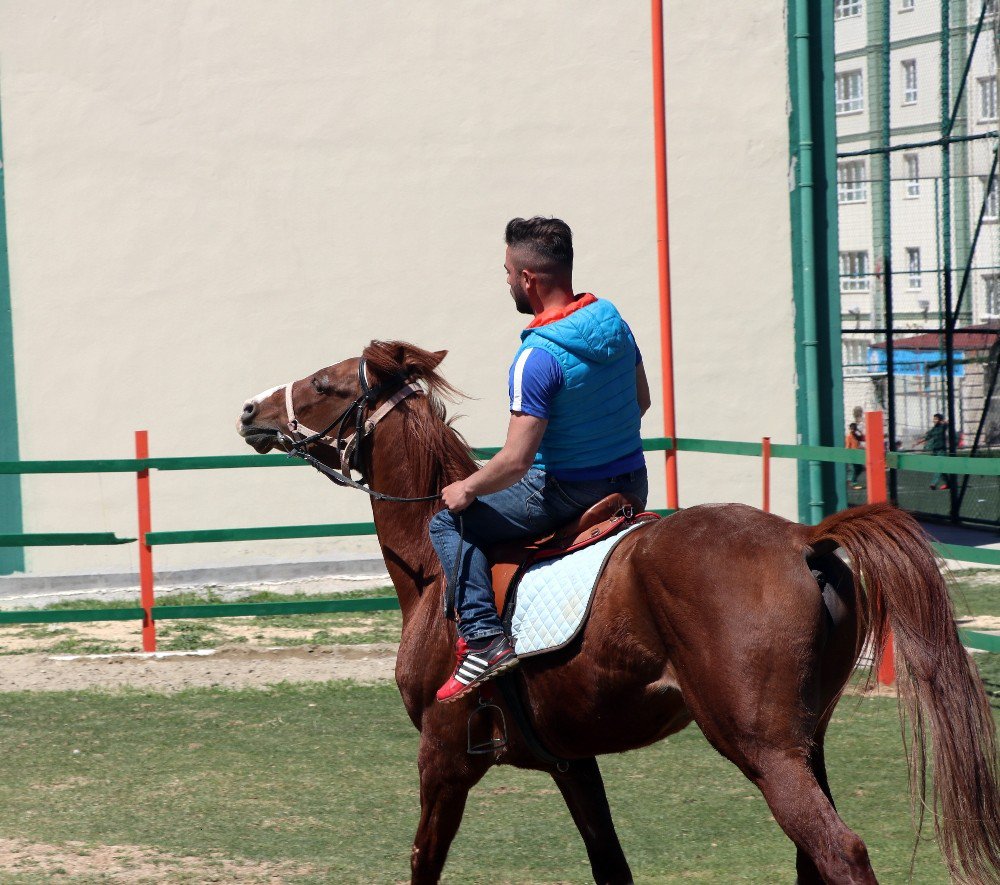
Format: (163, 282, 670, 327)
(467, 692, 508, 755)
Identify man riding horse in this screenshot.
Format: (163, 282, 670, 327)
(430, 216, 651, 702)
(238, 233, 1000, 880)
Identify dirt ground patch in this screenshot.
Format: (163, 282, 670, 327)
(957, 614, 1000, 631)
(0, 643, 397, 694)
(0, 618, 384, 655)
(0, 837, 314, 883)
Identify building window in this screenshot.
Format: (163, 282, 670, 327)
(980, 77, 997, 121)
(983, 177, 1000, 220)
(906, 248, 922, 289)
(902, 60, 918, 105)
(835, 0, 863, 18)
(837, 161, 868, 203)
(985, 275, 1000, 315)
(904, 153, 920, 197)
(840, 251, 870, 291)
(900, 0, 915, 9)
(836, 70, 864, 114)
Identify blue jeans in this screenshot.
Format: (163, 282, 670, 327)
(429, 467, 648, 641)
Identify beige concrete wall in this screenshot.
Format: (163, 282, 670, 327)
(0, 0, 797, 575)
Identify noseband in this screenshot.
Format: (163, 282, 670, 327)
(279, 359, 440, 504)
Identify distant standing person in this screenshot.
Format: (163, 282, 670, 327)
(916, 413, 949, 490)
(845, 422, 865, 489)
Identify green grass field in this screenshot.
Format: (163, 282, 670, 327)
(0, 570, 994, 880)
(846, 468, 1000, 523)
(0, 681, 992, 883)
(945, 570, 1000, 698)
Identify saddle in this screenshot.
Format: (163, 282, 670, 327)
(489, 493, 649, 618)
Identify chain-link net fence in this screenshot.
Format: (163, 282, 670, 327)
(836, 0, 1000, 523)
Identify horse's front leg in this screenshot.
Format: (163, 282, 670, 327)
(552, 757, 634, 885)
(411, 731, 489, 884)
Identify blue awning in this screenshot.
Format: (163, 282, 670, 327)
(867, 347, 965, 377)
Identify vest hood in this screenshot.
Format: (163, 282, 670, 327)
(520, 299, 628, 365)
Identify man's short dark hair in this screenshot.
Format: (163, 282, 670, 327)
(505, 217, 573, 277)
(934, 413, 944, 420)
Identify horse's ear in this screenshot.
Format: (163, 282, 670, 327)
(396, 346, 446, 379)
(366, 341, 452, 386)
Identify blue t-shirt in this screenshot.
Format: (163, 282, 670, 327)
(508, 337, 644, 481)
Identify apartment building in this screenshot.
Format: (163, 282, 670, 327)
(835, 0, 1000, 443)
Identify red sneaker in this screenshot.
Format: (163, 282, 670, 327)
(436, 635, 519, 703)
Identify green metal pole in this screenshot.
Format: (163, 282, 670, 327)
(793, 0, 825, 524)
(941, 0, 960, 519)
(0, 83, 24, 575)
(867, 0, 886, 334)
(880, 0, 897, 501)
(950, 1, 971, 327)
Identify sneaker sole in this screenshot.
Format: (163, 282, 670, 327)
(437, 655, 521, 704)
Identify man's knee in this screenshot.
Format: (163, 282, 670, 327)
(429, 509, 457, 539)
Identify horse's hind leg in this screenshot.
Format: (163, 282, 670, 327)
(753, 745, 876, 885)
(662, 606, 874, 878)
(792, 733, 852, 885)
(687, 680, 874, 882)
(552, 757, 634, 884)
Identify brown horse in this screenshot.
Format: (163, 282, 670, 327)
(238, 341, 1000, 884)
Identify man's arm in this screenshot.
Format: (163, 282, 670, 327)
(636, 363, 651, 416)
(440, 413, 547, 511)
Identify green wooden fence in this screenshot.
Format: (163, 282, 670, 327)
(1, 436, 999, 654)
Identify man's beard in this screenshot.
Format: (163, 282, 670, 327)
(511, 286, 533, 315)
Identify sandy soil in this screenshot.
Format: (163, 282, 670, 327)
(957, 614, 1000, 631)
(0, 619, 385, 655)
(0, 643, 397, 694)
(0, 838, 314, 883)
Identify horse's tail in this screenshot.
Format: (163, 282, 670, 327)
(809, 502, 1000, 884)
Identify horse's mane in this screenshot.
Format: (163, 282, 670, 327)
(362, 340, 478, 492)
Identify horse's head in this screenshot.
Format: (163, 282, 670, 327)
(236, 342, 451, 462)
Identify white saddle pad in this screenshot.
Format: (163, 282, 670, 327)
(509, 521, 649, 658)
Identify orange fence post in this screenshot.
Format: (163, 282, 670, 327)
(135, 430, 156, 652)
(864, 411, 888, 505)
(864, 411, 894, 685)
(762, 437, 771, 513)
(651, 0, 679, 511)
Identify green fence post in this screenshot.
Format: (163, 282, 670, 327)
(788, 0, 846, 523)
(0, 82, 24, 575)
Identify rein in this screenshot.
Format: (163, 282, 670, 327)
(279, 358, 442, 505)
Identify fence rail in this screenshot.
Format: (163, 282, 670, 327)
(2, 426, 999, 660)
(0, 533, 134, 547)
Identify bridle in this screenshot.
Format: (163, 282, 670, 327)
(278, 358, 442, 504)
(279, 358, 465, 627)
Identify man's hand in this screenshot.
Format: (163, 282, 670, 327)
(441, 480, 477, 512)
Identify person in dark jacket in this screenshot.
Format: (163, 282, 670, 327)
(916, 413, 949, 490)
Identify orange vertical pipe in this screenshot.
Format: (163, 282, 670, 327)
(864, 411, 888, 504)
(762, 437, 771, 513)
(135, 430, 156, 652)
(651, 0, 679, 510)
(864, 411, 894, 685)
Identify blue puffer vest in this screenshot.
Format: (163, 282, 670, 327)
(515, 298, 641, 472)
